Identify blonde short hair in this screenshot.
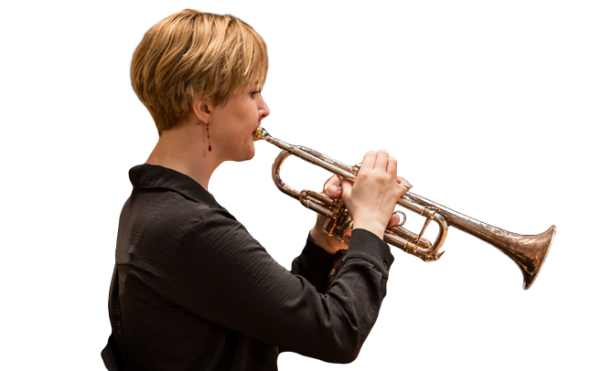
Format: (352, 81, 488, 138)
(131, 9, 268, 132)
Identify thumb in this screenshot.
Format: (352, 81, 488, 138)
(397, 176, 411, 189)
(396, 177, 410, 198)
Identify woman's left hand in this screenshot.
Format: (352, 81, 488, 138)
(310, 174, 402, 254)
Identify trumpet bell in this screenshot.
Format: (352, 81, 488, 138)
(511, 225, 556, 290)
(255, 126, 556, 290)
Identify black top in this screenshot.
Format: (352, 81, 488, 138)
(104, 164, 394, 371)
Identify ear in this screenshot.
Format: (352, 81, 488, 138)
(192, 96, 213, 123)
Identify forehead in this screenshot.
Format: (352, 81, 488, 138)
(250, 68, 267, 88)
(255, 65, 270, 88)
(263, 65, 270, 87)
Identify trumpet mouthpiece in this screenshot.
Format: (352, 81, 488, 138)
(253, 126, 266, 141)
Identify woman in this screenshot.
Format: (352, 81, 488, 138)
(102, 9, 408, 371)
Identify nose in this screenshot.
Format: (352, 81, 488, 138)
(259, 97, 270, 121)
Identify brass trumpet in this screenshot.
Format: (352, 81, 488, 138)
(254, 127, 555, 290)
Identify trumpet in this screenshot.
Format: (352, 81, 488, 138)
(253, 127, 555, 290)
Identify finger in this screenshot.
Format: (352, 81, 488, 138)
(374, 150, 389, 171)
(388, 213, 400, 227)
(342, 228, 352, 245)
(361, 151, 377, 171)
(342, 235, 351, 245)
(340, 177, 353, 198)
(387, 157, 398, 177)
(323, 174, 340, 196)
(324, 174, 342, 198)
(324, 174, 341, 188)
(396, 176, 410, 186)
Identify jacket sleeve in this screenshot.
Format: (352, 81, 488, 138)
(170, 208, 394, 364)
(290, 233, 347, 293)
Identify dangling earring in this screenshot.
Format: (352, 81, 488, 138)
(207, 121, 211, 152)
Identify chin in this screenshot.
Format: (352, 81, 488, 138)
(234, 147, 256, 162)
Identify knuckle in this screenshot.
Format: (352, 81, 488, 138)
(374, 174, 386, 184)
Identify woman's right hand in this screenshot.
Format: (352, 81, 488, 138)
(341, 150, 409, 240)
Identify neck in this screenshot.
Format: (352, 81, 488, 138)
(146, 120, 221, 191)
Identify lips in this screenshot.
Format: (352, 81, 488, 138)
(251, 127, 258, 142)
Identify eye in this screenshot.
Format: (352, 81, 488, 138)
(251, 91, 260, 97)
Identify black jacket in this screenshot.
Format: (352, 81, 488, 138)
(102, 164, 394, 371)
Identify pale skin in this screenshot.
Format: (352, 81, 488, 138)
(146, 85, 408, 254)
(310, 175, 409, 254)
(146, 87, 268, 188)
